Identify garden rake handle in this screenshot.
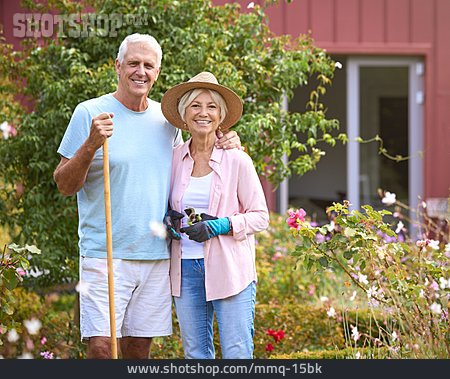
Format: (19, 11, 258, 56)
(103, 137, 118, 359)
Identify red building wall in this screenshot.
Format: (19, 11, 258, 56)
(215, 0, 450, 201)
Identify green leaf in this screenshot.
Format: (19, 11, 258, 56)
(344, 227, 356, 238)
(319, 256, 328, 267)
(25, 244, 41, 255)
(343, 250, 353, 260)
(3, 269, 19, 291)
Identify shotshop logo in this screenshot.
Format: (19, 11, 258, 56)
(12, 13, 148, 38)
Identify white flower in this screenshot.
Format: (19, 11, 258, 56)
(247, 1, 255, 8)
(325, 221, 335, 233)
(416, 239, 426, 248)
(24, 318, 42, 335)
(350, 291, 357, 301)
(392, 331, 398, 342)
(350, 325, 361, 342)
(0, 121, 10, 139)
(395, 221, 404, 234)
(430, 302, 442, 315)
(358, 273, 369, 285)
(335, 61, 343, 69)
(367, 286, 378, 298)
(428, 240, 440, 250)
(320, 296, 329, 302)
(7, 329, 19, 343)
(17, 352, 33, 359)
(382, 191, 396, 206)
(355, 351, 361, 359)
(0, 121, 16, 140)
(419, 289, 425, 298)
(377, 246, 386, 260)
(421, 201, 427, 209)
(149, 221, 167, 239)
(439, 277, 449, 289)
(326, 306, 336, 318)
(445, 243, 450, 253)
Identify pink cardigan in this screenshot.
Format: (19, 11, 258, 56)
(169, 139, 270, 301)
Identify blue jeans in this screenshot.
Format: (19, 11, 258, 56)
(174, 259, 256, 359)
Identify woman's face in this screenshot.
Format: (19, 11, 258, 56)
(184, 90, 221, 137)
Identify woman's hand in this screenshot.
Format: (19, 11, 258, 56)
(180, 217, 230, 243)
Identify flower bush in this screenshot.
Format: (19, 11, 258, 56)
(1, 243, 40, 345)
(0, 243, 83, 359)
(1, 198, 447, 358)
(287, 200, 449, 358)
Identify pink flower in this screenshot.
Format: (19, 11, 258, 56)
(271, 252, 283, 261)
(40, 351, 54, 359)
(16, 268, 26, 277)
(40, 336, 47, 345)
(286, 209, 306, 230)
(0, 121, 17, 140)
(429, 280, 439, 291)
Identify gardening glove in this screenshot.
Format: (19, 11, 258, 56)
(180, 217, 230, 243)
(199, 213, 218, 221)
(163, 209, 184, 240)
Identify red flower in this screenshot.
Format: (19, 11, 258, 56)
(265, 343, 274, 352)
(267, 328, 285, 343)
(286, 209, 306, 230)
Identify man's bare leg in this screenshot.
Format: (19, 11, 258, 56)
(120, 337, 152, 359)
(87, 336, 116, 359)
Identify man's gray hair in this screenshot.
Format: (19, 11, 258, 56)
(117, 33, 163, 67)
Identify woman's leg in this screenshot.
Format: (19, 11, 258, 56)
(173, 259, 215, 359)
(214, 282, 256, 359)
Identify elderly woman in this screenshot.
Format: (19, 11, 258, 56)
(161, 72, 269, 359)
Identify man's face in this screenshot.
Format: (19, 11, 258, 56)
(115, 42, 160, 100)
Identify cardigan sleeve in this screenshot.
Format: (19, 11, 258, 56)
(229, 152, 270, 241)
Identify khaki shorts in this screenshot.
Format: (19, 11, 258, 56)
(79, 257, 172, 340)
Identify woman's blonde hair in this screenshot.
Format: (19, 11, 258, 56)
(178, 89, 228, 126)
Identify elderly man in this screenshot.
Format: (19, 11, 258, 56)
(53, 33, 240, 359)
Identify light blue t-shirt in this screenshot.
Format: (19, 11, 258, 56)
(57, 93, 182, 260)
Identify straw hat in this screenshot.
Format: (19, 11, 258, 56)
(161, 72, 243, 131)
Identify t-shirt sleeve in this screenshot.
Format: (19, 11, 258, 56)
(57, 104, 91, 159)
(173, 128, 183, 147)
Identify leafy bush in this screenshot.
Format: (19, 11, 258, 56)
(287, 200, 449, 358)
(0, 288, 83, 359)
(0, 243, 41, 346)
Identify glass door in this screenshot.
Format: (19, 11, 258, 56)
(347, 57, 424, 233)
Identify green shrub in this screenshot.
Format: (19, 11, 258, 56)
(0, 288, 83, 359)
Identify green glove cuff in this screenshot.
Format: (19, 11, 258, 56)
(206, 217, 230, 237)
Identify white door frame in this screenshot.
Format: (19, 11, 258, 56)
(347, 57, 424, 232)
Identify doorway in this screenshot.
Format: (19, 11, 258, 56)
(285, 56, 424, 228)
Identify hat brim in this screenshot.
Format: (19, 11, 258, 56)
(161, 81, 243, 131)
